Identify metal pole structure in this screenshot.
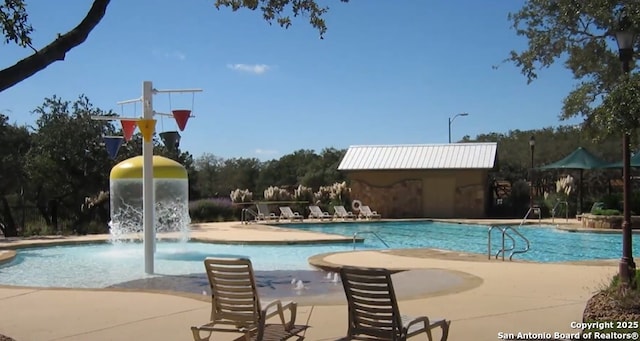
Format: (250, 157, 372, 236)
(448, 112, 469, 143)
(615, 22, 637, 287)
(529, 136, 536, 210)
(142, 81, 155, 274)
(622, 133, 635, 283)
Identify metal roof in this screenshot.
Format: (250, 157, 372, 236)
(337, 143, 497, 170)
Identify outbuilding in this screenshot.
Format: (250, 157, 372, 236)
(337, 142, 498, 218)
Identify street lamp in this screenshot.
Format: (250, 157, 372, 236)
(614, 21, 637, 287)
(529, 135, 536, 210)
(448, 112, 469, 143)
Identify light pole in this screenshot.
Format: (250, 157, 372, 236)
(614, 22, 637, 287)
(529, 135, 536, 210)
(448, 112, 469, 143)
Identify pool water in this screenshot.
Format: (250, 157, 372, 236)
(0, 242, 362, 289)
(286, 221, 640, 263)
(0, 221, 636, 289)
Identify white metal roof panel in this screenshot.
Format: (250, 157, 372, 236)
(337, 143, 498, 170)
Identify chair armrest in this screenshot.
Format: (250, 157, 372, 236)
(261, 300, 297, 331)
(402, 315, 429, 338)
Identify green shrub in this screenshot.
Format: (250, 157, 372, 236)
(189, 198, 235, 223)
(591, 208, 622, 216)
(598, 194, 621, 211)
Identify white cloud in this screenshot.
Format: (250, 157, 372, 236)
(227, 63, 271, 75)
(255, 148, 278, 155)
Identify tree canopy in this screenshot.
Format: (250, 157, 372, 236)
(507, 0, 640, 138)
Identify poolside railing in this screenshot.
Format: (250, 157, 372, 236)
(241, 208, 259, 224)
(521, 206, 542, 226)
(488, 225, 530, 261)
(551, 200, 569, 223)
(353, 231, 390, 250)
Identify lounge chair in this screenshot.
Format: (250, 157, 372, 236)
(256, 203, 279, 222)
(359, 205, 381, 220)
(191, 257, 308, 341)
(308, 205, 332, 220)
(334, 205, 357, 220)
(339, 266, 450, 341)
(279, 206, 304, 222)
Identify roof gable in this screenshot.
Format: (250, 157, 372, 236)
(337, 143, 497, 170)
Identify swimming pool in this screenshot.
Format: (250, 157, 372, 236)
(0, 220, 636, 290)
(285, 220, 640, 263)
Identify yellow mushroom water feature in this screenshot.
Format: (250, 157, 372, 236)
(109, 155, 190, 243)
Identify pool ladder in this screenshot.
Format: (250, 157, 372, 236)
(353, 231, 390, 250)
(241, 208, 258, 224)
(487, 225, 530, 261)
(551, 200, 569, 223)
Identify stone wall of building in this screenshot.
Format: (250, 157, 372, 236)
(350, 179, 422, 218)
(454, 183, 488, 218)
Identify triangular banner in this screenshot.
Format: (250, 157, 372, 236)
(120, 119, 137, 141)
(103, 136, 124, 160)
(159, 131, 181, 151)
(172, 110, 191, 131)
(137, 118, 157, 143)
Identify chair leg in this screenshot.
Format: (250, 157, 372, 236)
(439, 321, 451, 341)
(191, 327, 212, 341)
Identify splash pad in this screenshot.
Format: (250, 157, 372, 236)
(109, 155, 190, 242)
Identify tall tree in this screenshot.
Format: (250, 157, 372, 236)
(25, 95, 116, 230)
(0, 0, 346, 92)
(507, 0, 640, 287)
(0, 114, 31, 236)
(506, 0, 640, 139)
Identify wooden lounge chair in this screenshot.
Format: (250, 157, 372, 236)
(308, 205, 332, 220)
(191, 257, 308, 341)
(339, 266, 450, 341)
(333, 205, 357, 220)
(359, 205, 382, 220)
(256, 203, 279, 222)
(279, 207, 304, 222)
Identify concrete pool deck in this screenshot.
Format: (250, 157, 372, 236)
(0, 219, 623, 340)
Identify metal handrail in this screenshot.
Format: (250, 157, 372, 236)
(353, 231, 390, 250)
(241, 208, 258, 224)
(521, 206, 541, 227)
(504, 226, 530, 260)
(487, 225, 530, 261)
(551, 200, 569, 223)
(488, 226, 514, 260)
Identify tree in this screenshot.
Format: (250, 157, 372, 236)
(0, 0, 110, 92)
(0, 0, 346, 92)
(507, 0, 639, 288)
(25, 95, 117, 231)
(0, 114, 31, 237)
(506, 1, 640, 138)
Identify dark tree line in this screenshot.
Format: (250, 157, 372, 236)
(0, 95, 347, 236)
(1, 94, 634, 237)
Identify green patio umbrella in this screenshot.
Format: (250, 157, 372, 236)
(537, 147, 608, 213)
(600, 152, 640, 168)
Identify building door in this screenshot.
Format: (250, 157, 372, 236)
(422, 177, 455, 218)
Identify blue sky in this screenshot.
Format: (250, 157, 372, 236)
(0, 0, 583, 161)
